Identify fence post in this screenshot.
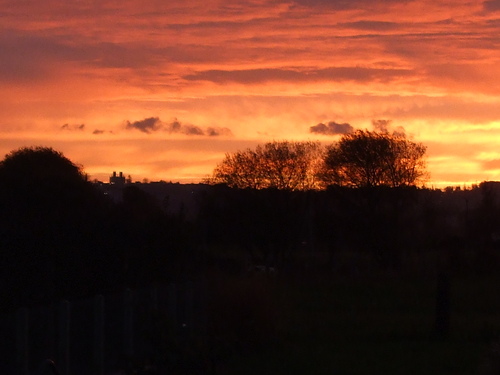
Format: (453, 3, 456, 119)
(58, 300, 71, 375)
(16, 308, 29, 375)
(123, 288, 134, 361)
(45, 305, 56, 363)
(167, 283, 177, 328)
(432, 238, 453, 340)
(94, 295, 105, 375)
(150, 285, 158, 312)
(185, 282, 194, 337)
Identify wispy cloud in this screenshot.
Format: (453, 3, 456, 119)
(372, 119, 392, 133)
(92, 129, 114, 135)
(372, 119, 406, 136)
(61, 123, 85, 131)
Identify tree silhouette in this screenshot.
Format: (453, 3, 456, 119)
(0, 147, 112, 308)
(0, 146, 90, 203)
(205, 140, 323, 190)
(321, 130, 427, 188)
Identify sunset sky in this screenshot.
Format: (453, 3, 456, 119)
(1, 0, 500, 187)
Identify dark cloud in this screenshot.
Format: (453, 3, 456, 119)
(181, 123, 204, 136)
(0, 29, 157, 82)
(126, 117, 162, 133)
(0, 31, 62, 83)
(340, 20, 399, 31)
(88, 42, 164, 69)
(0, 29, 176, 86)
(291, 0, 404, 10)
(61, 123, 85, 131)
(484, 0, 500, 12)
(310, 121, 354, 135)
(125, 117, 232, 137)
(183, 66, 412, 85)
(163, 119, 204, 135)
(206, 127, 233, 137)
(167, 119, 182, 133)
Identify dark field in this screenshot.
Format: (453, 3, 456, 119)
(212, 271, 500, 375)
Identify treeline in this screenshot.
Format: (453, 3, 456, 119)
(1, 146, 500, 313)
(200, 182, 500, 274)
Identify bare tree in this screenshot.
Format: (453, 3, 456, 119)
(320, 130, 427, 188)
(205, 140, 323, 190)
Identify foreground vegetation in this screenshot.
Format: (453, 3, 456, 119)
(208, 267, 500, 375)
(2, 146, 500, 374)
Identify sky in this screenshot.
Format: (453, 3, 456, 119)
(1, 0, 500, 187)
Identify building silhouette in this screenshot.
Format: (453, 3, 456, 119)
(109, 171, 126, 186)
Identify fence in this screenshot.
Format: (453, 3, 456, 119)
(0, 282, 207, 375)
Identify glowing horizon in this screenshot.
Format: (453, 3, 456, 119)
(1, 0, 500, 188)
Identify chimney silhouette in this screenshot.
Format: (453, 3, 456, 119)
(110, 171, 125, 185)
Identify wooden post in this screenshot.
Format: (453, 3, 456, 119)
(167, 283, 177, 329)
(16, 308, 29, 375)
(45, 305, 56, 363)
(185, 282, 194, 337)
(123, 289, 134, 360)
(94, 295, 105, 375)
(58, 301, 71, 375)
(150, 285, 158, 312)
(432, 238, 454, 340)
(433, 268, 451, 340)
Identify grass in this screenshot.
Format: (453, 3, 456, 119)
(216, 273, 500, 375)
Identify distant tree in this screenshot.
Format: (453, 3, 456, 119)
(320, 130, 427, 188)
(205, 140, 323, 190)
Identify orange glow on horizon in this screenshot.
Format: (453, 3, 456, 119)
(1, 0, 500, 188)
